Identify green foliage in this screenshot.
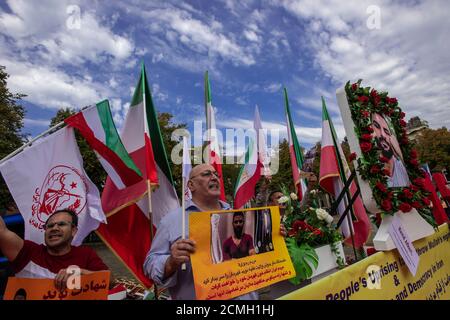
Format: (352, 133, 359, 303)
(285, 238, 318, 285)
(413, 127, 450, 172)
(157, 112, 187, 198)
(0, 66, 26, 213)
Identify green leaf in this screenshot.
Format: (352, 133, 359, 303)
(286, 239, 319, 285)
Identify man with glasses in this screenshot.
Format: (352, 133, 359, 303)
(145, 164, 277, 300)
(0, 209, 108, 291)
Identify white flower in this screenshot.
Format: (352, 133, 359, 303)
(310, 189, 318, 195)
(316, 208, 334, 225)
(278, 196, 289, 204)
(290, 193, 298, 201)
(324, 215, 334, 225)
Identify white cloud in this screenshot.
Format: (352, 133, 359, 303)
(264, 83, 282, 93)
(151, 83, 168, 102)
(24, 118, 50, 127)
(0, 58, 105, 109)
(0, 0, 134, 66)
(277, 0, 450, 128)
(143, 7, 255, 66)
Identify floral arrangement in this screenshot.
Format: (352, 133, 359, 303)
(345, 80, 436, 227)
(280, 186, 344, 284)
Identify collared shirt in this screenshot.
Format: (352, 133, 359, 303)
(143, 199, 258, 300)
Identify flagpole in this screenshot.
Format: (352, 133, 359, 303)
(0, 121, 65, 165)
(181, 175, 187, 271)
(142, 65, 159, 300)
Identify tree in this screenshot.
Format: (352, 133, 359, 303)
(413, 127, 450, 171)
(267, 139, 297, 193)
(157, 112, 187, 198)
(0, 66, 26, 213)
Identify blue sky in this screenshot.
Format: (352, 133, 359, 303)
(1, 0, 449, 156)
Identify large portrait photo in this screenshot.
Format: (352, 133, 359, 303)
(371, 112, 411, 188)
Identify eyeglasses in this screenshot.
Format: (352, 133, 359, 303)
(190, 170, 221, 180)
(43, 221, 74, 230)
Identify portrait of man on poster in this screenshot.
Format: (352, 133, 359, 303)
(372, 112, 411, 187)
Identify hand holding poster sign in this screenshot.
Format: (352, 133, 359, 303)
(189, 206, 295, 300)
(3, 271, 110, 300)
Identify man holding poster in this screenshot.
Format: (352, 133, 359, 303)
(0, 209, 108, 292)
(145, 164, 284, 300)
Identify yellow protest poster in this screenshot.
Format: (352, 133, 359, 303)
(279, 224, 450, 300)
(3, 271, 110, 300)
(189, 206, 295, 300)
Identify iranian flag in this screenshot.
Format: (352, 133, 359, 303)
(65, 100, 144, 196)
(319, 97, 370, 248)
(97, 64, 179, 287)
(205, 71, 226, 201)
(284, 88, 307, 201)
(233, 106, 264, 209)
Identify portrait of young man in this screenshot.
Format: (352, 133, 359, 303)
(372, 112, 411, 187)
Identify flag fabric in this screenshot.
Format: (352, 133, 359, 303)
(182, 135, 192, 201)
(64, 100, 143, 191)
(319, 97, 370, 248)
(205, 71, 226, 201)
(254, 105, 270, 178)
(233, 106, 264, 209)
(284, 88, 307, 201)
(0, 127, 106, 245)
(97, 64, 179, 287)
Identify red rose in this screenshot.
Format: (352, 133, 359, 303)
(366, 247, 377, 256)
(401, 138, 409, 145)
(381, 200, 393, 211)
(423, 197, 431, 206)
(410, 159, 419, 166)
(400, 119, 407, 127)
(361, 133, 372, 141)
(312, 229, 323, 236)
(400, 112, 405, 119)
(413, 178, 424, 186)
(351, 83, 358, 91)
(358, 96, 369, 104)
(360, 142, 372, 153)
(391, 98, 398, 104)
(348, 152, 357, 162)
(361, 110, 370, 118)
(387, 192, 394, 199)
(370, 165, 381, 174)
(403, 189, 413, 199)
(367, 126, 374, 133)
(383, 168, 391, 176)
(386, 109, 394, 117)
(380, 156, 389, 163)
(375, 213, 382, 225)
(370, 89, 378, 98)
(376, 182, 388, 193)
(411, 201, 422, 209)
(399, 202, 412, 213)
(411, 185, 420, 192)
(410, 149, 418, 159)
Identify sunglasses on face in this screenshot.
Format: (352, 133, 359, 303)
(190, 170, 221, 180)
(43, 221, 74, 230)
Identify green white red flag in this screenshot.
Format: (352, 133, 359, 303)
(233, 107, 264, 209)
(205, 71, 226, 201)
(65, 100, 143, 192)
(284, 88, 307, 201)
(97, 64, 179, 287)
(319, 97, 370, 248)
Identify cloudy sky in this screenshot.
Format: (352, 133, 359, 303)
(1, 0, 449, 155)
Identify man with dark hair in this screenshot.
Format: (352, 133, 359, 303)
(372, 112, 410, 187)
(222, 212, 256, 260)
(0, 208, 108, 292)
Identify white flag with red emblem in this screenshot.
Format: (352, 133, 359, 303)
(0, 127, 106, 245)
